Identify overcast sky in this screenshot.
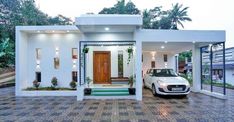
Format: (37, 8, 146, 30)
(35, 0, 234, 48)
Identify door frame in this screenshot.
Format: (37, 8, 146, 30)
(93, 51, 111, 84)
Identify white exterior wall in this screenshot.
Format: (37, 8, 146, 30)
(226, 69, 234, 85)
(142, 52, 176, 76)
(26, 33, 81, 88)
(86, 46, 134, 83)
(16, 31, 28, 95)
(83, 33, 133, 41)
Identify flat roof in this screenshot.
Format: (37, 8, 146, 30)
(75, 14, 142, 26)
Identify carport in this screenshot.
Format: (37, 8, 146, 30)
(133, 29, 226, 99)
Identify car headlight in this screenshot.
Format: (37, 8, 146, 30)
(157, 80, 167, 87)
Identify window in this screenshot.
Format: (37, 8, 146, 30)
(35, 72, 41, 82)
(151, 61, 155, 68)
(36, 48, 41, 60)
(72, 71, 77, 82)
(163, 54, 168, 62)
(72, 48, 78, 59)
(118, 51, 124, 77)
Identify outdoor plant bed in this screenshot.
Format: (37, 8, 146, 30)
(128, 88, 135, 95)
(84, 88, 92, 95)
(24, 87, 76, 91)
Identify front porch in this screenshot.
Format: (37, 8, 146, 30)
(78, 41, 137, 98)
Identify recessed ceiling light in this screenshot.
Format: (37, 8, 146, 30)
(161, 46, 165, 49)
(37, 30, 40, 33)
(192, 41, 195, 43)
(105, 27, 109, 31)
(164, 41, 168, 43)
(52, 30, 55, 33)
(67, 30, 70, 32)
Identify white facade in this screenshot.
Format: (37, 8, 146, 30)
(16, 14, 226, 100)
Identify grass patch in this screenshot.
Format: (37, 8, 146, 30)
(24, 87, 76, 91)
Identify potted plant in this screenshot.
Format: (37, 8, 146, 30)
(126, 46, 133, 64)
(51, 77, 58, 90)
(70, 80, 77, 90)
(84, 77, 92, 95)
(128, 75, 136, 95)
(33, 80, 40, 90)
(83, 47, 89, 53)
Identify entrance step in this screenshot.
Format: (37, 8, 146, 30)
(111, 77, 129, 84)
(91, 88, 129, 96)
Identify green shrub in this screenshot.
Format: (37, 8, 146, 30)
(51, 77, 58, 87)
(70, 81, 77, 89)
(33, 80, 40, 89)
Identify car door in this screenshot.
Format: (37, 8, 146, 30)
(145, 69, 153, 88)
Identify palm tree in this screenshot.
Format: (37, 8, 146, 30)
(168, 3, 192, 29)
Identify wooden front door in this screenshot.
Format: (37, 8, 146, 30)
(93, 51, 111, 84)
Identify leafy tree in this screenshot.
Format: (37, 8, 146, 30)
(0, 38, 14, 68)
(48, 15, 73, 25)
(168, 3, 192, 29)
(142, 10, 152, 29)
(99, 0, 140, 14)
(0, 0, 73, 68)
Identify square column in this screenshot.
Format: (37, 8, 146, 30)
(135, 41, 142, 101)
(192, 44, 201, 92)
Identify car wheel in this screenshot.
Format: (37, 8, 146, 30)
(152, 84, 157, 96)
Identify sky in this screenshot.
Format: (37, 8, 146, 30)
(35, 0, 234, 48)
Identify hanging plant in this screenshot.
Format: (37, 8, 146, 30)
(81, 47, 89, 67)
(127, 46, 133, 64)
(83, 47, 89, 53)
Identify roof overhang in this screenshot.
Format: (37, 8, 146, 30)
(75, 14, 142, 33)
(16, 25, 80, 34)
(135, 29, 226, 42)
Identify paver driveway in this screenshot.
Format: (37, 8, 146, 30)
(0, 87, 234, 122)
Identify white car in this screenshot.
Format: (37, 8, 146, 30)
(143, 68, 190, 96)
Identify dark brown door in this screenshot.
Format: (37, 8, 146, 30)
(93, 51, 111, 84)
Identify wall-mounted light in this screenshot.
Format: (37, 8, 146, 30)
(105, 27, 109, 31)
(55, 47, 59, 57)
(164, 62, 168, 68)
(161, 46, 165, 49)
(192, 41, 196, 43)
(151, 51, 156, 61)
(164, 41, 168, 44)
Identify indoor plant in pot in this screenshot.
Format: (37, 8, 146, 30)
(84, 77, 92, 95)
(128, 75, 136, 95)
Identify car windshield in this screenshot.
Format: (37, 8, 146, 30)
(152, 69, 178, 77)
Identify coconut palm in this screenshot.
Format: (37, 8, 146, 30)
(168, 3, 192, 29)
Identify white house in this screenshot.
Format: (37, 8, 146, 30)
(15, 14, 226, 100)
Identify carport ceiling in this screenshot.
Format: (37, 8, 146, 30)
(142, 42, 193, 53)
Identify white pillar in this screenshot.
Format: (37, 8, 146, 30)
(135, 41, 142, 101)
(192, 44, 201, 92)
(77, 41, 84, 101)
(77, 86, 84, 101)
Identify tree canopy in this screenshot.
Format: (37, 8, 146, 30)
(0, 0, 73, 68)
(99, 1, 192, 30)
(99, 0, 140, 14)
